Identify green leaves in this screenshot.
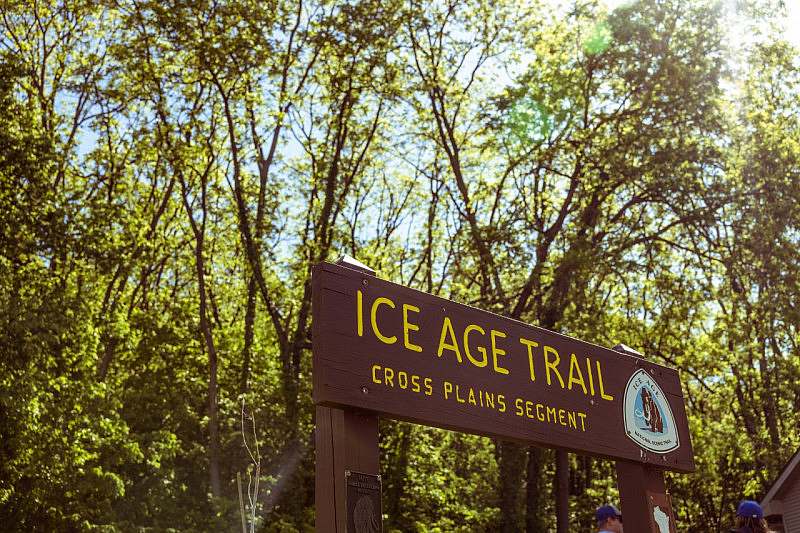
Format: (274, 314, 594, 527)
(1, 0, 799, 530)
(583, 21, 613, 55)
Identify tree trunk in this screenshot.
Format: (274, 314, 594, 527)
(241, 275, 257, 394)
(525, 447, 547, 533)
(498, 440, 526, 532)
(757, 339, 781, 453)
(385, 425, 413, 526)
(177, 163, 222, 499)
(195, 236, 222, 499)
(555, 450, 569, 533)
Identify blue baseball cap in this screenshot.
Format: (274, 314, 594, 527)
(596, 504, 622, 523)
(736, 500, 763, 519)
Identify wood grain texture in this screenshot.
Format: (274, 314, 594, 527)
(312, 261, 695, 472)
(315, 406, 336, 531)
(315, 406, 380, 532)
(617, 460, 677, 533)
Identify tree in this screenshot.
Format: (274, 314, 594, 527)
(1, 0, 798, 530)
(404, 0, 728, 529)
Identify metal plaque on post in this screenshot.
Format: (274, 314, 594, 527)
(648, 492, 677, 533)
(345, 470, 382, 533)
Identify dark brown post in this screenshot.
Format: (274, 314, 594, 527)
(555, 450, 569, 533)
(616, 461, 676, 533)
(613, 344, 678, 533)
(316, 256, 380, 532)
(316, 406, 380, 532)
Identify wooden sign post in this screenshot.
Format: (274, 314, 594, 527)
(315, 406, 380, 532)
(613, 343, 678, 532)
(617, 460, 677, 532)
(313, 259, 693, 532)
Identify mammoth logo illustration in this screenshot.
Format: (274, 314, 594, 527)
(623, 369, 679, 453)
(346, 471, 382, 533)
(640, 387, 664, 433)
(353, 495, 380, 533)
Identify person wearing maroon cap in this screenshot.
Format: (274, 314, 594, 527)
(595, 504, 623, 533)
(730, 500, 773, 533)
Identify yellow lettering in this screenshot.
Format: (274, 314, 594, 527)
(443, 380, 453, 399)
(515, 398, 524, 416)
(596, 360, 614, 401)
(586, 357, 596, 396)
(519, 337, 539, 382)
(455, 385, 465, 403)
(357, 290, 364, 336)
(491, 330, 509, 375)
(544, 345, 565, 388)
(567, 354, 588, 395)
(536, 403, 545, 422)
(468, 388, 477, 406)
(525, 401, 535, 419)
(402, 304, 423, 352)
(485, 392, 495, 409)
(411, 375, 421, 393)
(424, 378, 433, 396)
(371, 364, 381, 384)
(578, 412, 587, 431)
(568, 411, 577, 429)
(497, 395, 507, 413)
(558, 408, 566, 426)
(437, 317, 463, 363)
(371, 297, 397, 345)
(384, 367, 395, 387)
(546, 406, 557, 423)
(463, 324, 488, 367)
(398, 371, 408, 389)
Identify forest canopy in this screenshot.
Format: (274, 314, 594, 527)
(0, 0, 799, 531)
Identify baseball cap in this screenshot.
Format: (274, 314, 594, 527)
(596, 504, 622, 523)
(736, 500, 763, 520)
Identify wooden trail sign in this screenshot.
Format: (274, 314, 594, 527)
(313, 261, 694, 468)
(313, 259, 694, 532)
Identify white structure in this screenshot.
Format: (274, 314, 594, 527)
(762, 448, 800, 533)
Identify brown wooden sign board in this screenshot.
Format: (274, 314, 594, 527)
(313, 260, 695, 532)
(312, 261, 694, 472)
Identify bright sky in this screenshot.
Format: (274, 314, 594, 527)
(602, 0, 800, 48)
(779, 0, 800, 47)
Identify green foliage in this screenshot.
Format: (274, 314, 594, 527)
(583, 21, 612, 55)
(381, 423, 499, 531)
(0, 0, 799, 531)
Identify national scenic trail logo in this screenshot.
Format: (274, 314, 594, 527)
(623, 369, 679, 453)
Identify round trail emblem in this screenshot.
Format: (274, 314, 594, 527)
(623, 369, 680, 453)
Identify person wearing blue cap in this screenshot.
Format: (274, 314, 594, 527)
(730, 500, 772, 533)
(595, 504, 623, 533)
